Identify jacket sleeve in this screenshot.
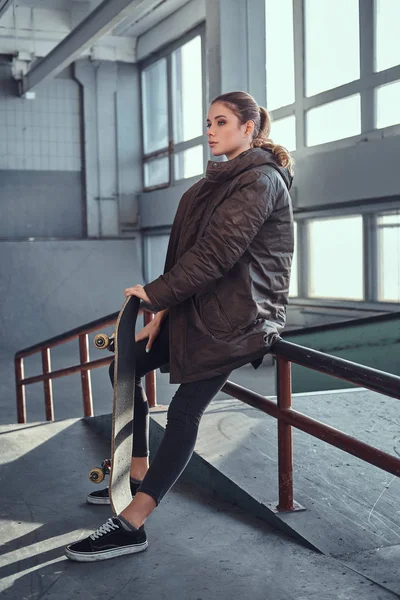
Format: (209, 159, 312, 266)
(144, 171, 274, 310)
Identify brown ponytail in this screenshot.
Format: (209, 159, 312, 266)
(212, 92, 294, 175)
(252, 106, 294, 174)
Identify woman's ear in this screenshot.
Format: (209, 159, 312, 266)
(244, 120, 255, 137)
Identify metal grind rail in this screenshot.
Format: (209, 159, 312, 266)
(223, 339, 400, 512)
(14, 308, 157, 424)
(15, 318, 400, 514)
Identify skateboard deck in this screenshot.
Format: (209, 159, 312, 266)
(109, 295, 140, 516)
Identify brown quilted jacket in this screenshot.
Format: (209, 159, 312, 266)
(144, 147, 294, 383)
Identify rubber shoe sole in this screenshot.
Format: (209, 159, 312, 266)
(65, 540, 148, 562)
(86, 492, 111, 505)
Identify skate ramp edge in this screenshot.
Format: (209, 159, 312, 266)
(84, 387, 400, 597)
(83, 411, 317, 551)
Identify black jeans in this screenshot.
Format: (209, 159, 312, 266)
(108, 317, 231, 506)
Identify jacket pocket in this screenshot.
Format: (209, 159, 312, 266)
(214, 262, 258, 331)
(197, 293, 233, 339)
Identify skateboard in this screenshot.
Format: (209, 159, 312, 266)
(88, 295, 140, 516)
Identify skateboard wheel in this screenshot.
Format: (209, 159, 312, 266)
(94, 333, 109, 349)
(89, 467, 105, 483)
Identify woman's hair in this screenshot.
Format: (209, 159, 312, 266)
(211, 91, 294, 174)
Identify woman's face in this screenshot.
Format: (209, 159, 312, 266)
(206, 102, 253, 160)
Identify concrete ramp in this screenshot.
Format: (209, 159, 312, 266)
(149, 387, 400, 596)
(1, 416, 398, 599)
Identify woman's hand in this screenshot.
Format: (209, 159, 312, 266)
(124, 284, 151, 304)
(135, 319, 161, 353)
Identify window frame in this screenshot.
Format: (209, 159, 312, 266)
(290, 199, 400, 309)
(265, 0, 400, 156)
(139, 25, 206, 192)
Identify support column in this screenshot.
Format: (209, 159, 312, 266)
(359, 0, 375, 133)
(74, 59, 119, 237)
(96, 61, 119, 237)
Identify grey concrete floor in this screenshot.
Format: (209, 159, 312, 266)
(3, 348, 400, 596)
(1, 418, 397, 600)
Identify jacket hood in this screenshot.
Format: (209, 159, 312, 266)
(205, 147, 293, 190)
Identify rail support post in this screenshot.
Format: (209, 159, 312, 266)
(276, 357, 294, 510)
(41, 347, 54, 421)
(144, 312, 157, 408)
(15, 356, 26, 424)
(273, 356, 305, 513)
(79, 334, 93, 417)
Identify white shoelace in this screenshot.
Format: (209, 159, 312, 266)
(90, 518, 119, 541)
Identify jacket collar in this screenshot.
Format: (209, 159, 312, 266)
(205, 148, 292, 190)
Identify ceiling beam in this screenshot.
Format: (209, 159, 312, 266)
(19, 0, 155, 96)
(0, 0, 13, 21)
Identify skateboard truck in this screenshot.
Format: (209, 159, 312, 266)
(94, 332, 115, 353)
(88, 458, 111, 483)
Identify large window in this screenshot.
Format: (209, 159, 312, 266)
(264, 0, 400, 155)
(141, 59, 169, 187)
(264, 0, 400, 306)
(378, 213, 400, 303)
(172, 36, 203, 144)
(142, 59, 168, 155)
(309, 216, 364, 300)
(376, 80, 400, 129)
(304, 0, 359, 97)
(271, 115, 296, 152)
(265, 0, 295, 111)
(306, 95, 361, 147)
(141, 29, 205, 190)
(291, 206, 400, 306)
(144, 157, 169, 189)
(375, 0, 400, 73)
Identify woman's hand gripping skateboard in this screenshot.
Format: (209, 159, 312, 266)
(124, 284, 168, 353)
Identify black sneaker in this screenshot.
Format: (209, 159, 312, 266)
(65, 517, 148, 562)
(87, 480, 140, 505)
(86, 487, 112, 505)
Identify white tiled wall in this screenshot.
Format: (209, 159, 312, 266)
(0, 69, 82, 172)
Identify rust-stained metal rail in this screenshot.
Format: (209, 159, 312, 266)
(14, 306, 157, 423)
(15, 316, 400, 515)
(222, 338, 400, 512)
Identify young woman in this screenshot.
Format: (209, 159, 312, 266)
(65, 91, 294, 562)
